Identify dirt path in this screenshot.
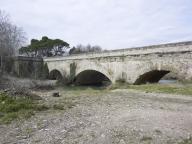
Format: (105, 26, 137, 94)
(1, 88, 192, 144)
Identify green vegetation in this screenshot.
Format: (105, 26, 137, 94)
(0, 86, 99, 124)
(62, 85, 108, 96)
(19, 36, 70, 57)
(53, 101, 75, 110)
(178, 137, 192, 144)
(0, 92, 49, 124)
(140, 136, 153, 142)
(129, 84, 192, 95)
(111, 83, 192, 96)
(62, 83, 192, 96)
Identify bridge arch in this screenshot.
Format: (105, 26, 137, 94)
(49, 69, 63, 80)
(49, 69, 68, 84)
(134, 70, 171, 84)
(74, 68, 112, 86)
(133, 63, 183, 85)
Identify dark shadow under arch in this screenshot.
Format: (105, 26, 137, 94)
(134, 70, 170, 85)
(74, 70, 111, 86)
(49, 69, 63, 81)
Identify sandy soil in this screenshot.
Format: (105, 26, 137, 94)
(0, 88, 192, 144)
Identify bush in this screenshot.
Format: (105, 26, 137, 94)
(0, 92, 49, 124)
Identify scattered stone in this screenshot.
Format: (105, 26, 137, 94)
(61, 129, 66, 133)
(1, 84, 192, 144)
(16, 135, 28, 140)
(119, 139, 126, 144)
(3, 88, 10, 93)
(101, 134, 105, 138)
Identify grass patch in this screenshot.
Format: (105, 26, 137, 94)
(128, 84, 192, 95)
(111, 82, 192, 96)
(53, 104, 64, 110)
(62, 83, 192, 96)
(140, 136, 153, 142)
(61, 85, 108, 97)
(53, 100, 76, 111)
(178, 137, 192, 144)
(0, 92, 49, 124)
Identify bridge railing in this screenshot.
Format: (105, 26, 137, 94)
(44, 41, 192, 61)
(68, 41, 192, 56)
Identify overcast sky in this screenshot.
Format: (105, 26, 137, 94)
(1, 0, 192, 49)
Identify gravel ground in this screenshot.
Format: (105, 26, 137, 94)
(0, 88, 192, 144)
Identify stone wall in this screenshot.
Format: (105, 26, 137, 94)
(0, 56, 48, 79)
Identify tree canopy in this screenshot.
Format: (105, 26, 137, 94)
(19, 36, 70, 57)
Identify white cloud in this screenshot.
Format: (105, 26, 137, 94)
(1, 0, 192, 49)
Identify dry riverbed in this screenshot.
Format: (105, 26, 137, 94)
(0, 86, 192, 144)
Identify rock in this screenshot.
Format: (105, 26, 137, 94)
(52, 92, 60, 97)
(119, 139, 126, 144)
(3, 89, 10, 93)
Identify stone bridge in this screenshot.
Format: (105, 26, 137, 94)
(44, 41, 192, 85)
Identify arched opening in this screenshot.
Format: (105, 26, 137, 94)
(49, 70, 63, 81)
(74, 70, 111, 86)
(134, 70, 171, 85)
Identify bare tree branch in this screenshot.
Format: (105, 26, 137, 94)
(0, 10, 26, 56)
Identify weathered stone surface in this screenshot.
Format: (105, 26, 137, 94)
(44, 41, 192, 84)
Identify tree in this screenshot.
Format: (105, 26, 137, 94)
(0, 10, 26, 56)
(19, 36, 70, 57)
(69, 44, 102, 55)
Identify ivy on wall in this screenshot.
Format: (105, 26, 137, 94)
(69, 62, 77, 82)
